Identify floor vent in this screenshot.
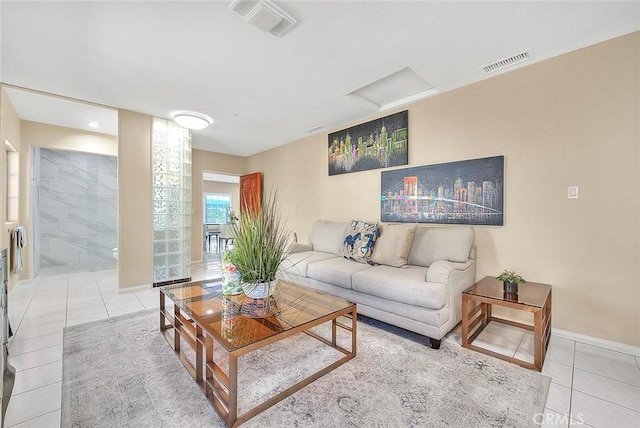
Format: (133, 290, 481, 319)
(482, 50, 531, 74)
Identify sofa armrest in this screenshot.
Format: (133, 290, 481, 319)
(288, 242, 313, 254)
(426, 260, 474, 284)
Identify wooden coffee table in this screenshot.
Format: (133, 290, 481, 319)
(461, 276, 551, 371)
(159, 279, 357, 427)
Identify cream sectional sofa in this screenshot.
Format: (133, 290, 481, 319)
(280, 220, 476, 349)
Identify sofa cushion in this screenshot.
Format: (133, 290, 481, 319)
(352, 265, 447, 310)
(342, 220, 379, 264)
(407, 226, 474, 267)
(309, 220, 349, 256)
(280, 251, 337, 278)
(307, 257, 373, 289)
(370, 223, 417, 267)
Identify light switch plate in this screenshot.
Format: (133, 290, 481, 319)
(568, 186, 579, 199)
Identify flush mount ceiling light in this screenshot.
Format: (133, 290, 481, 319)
(229, 0, 297, 37)
(172, 111, 213, 130)
(87, 121, 100, 128)
(349, 67, 438, 111)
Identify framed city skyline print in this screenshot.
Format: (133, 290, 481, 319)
(328, 110, 408, 176)
(380, 155, 504, 225)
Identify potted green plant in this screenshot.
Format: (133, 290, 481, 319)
(496, 270, 526, 294)
(228, 190, 291, 300)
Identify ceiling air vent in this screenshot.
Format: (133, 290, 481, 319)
(482, 50, 531, 74)
(229, 0, 297, 37)
(228, 0, 259, 16)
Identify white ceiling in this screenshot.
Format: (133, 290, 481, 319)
(4, 87, 119, 136)
(1, 1, 638, 157)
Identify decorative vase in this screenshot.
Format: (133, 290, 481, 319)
(240, 295, 279, 318)
(503, 291, 519, 302)
(503, 281, 519, 294)
(241, 280, 276, 299)
(221, 247, 243, 295)
(221, 295, 241, 340)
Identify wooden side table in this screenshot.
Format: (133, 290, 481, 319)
(461, 276, 552, 371)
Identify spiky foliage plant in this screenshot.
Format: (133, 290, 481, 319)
(229, 190, 291, 288)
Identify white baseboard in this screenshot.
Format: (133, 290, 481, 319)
(552, 328, 640, 357)
(118, 284, 153, 294)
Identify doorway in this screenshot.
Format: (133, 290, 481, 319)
(33, 147, 118, 275)
(2, 87, 119, 278)
(201, 172, 240, 262)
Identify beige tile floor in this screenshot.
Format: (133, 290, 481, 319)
(5, 256, 639, 427)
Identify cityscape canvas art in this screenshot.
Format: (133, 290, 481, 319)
(380, 155, 504, 225)
(328, 110, 408, 176)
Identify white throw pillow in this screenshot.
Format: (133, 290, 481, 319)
(407, 227, 474, 267)
(309, 220, 350, 255)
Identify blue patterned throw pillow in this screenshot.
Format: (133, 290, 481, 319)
(342, 220, 379, 264)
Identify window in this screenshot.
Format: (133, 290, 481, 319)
(204, 193, 232, 224)
(5, 140, 19, 222)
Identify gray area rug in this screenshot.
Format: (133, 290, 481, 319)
(62, 309, 550, 427)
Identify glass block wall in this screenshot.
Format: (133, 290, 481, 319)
(152, 118, 192, 283)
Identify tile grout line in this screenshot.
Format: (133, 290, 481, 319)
(94, 271, 113, 318)
(9, 341, 64, 359)
(9, 282, 40, 344)
(571, 387, 640, 415)
(572, 364, 640, 388)
(512, 330, 527, 359)
(11, 376, 63, 398)
(6, 408, 61, 428)
(567, 340, 576, 424)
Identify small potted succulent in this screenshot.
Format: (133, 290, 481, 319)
(496, 270, 526, 294)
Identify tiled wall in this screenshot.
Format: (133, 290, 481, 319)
(38, 148, 117, 273)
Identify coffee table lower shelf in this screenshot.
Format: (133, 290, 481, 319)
(160, 293, 357, 427)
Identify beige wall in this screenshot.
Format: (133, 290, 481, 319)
(0, 86, 22, 291)
(21, 120, 117, 156)
(118, 110, 152, 289)
(248, 33, 640, 346)
(191, 149, 246, 262)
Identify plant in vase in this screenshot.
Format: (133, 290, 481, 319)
(496, 270, 526, 294)
(228, 190, 291, 301)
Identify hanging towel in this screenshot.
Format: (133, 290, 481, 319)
(12, 226, 26, 274)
